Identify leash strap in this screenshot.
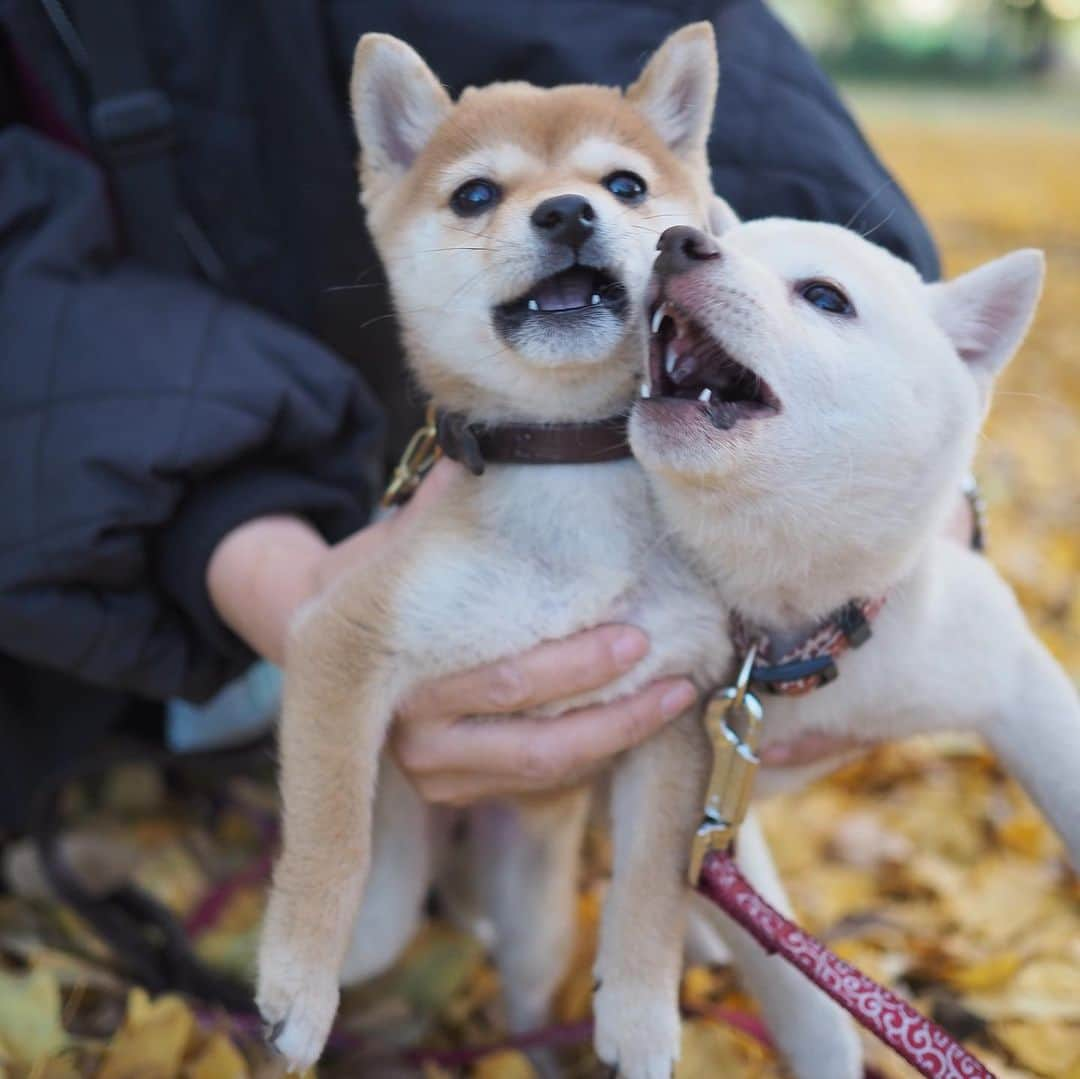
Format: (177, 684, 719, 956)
(68, 0, 192, 274)
(698, 850, 996, 1079)
(30, 736, 269, 1012)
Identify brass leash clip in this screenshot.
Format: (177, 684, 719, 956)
(381, 405, 440, 508)
(689, 644, 764, 884)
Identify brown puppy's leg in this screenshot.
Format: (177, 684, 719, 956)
(593, 712, 708, 1079)
(256, 592, 400, 1071)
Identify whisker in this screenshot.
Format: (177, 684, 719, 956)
(843, 179, 896, 232)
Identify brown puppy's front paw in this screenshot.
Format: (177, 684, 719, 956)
(256, 929, 340, 1072)
(593, 979, 680, 1079)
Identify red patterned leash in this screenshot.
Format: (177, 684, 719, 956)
(690, 644, 996, 1078)
(698, 850, 994, 1078)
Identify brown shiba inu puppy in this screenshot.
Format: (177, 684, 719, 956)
(256, 23, 861, 1079)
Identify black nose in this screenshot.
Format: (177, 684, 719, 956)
(530, 194, 596, 249)
(654, 225, 721, 277)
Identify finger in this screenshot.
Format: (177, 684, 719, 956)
(408, 770, 511, 807)
(942, 488, 975, 546)
(414, 760, 607, 806)
(759, 731, 870, 768)
(398, 677, 697, 785)
(400, 624, 652, 724)
(401, 458, 464, 517)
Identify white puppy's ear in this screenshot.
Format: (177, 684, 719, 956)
(928, 250, 1044, 388)
(627, 22, 718, 161)
(351, 34, 452, 188)
(707, 195, 740, 236)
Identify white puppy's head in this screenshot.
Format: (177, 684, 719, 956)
(631, 211, 1044, 611)
(350, 25, 718, 422)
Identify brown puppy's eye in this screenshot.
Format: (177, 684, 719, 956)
(450, 179, 501, 217)
(602, 171, 647, 203)
(799, 280, 855, 317)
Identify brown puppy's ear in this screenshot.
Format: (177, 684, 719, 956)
(707, 195, 740, 237)
(350, 34, 452, 193)
(626, 22, 718, 162)
(927, 249, 1045, 398)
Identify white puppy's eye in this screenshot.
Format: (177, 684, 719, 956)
(798, 280, 855, 317)
(602, 171, 648, 203)
(450, 178, 501, 217)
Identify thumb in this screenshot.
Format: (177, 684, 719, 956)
(395, 457, 465, 523)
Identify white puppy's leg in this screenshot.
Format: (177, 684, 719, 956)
(981, 634, 1080, 867)
(593, 713, 708, 1079)
(683, 892, 732, 967)
(699, 812, 863, 1079)
(340, 757, 433, 985)
(472, 788, 591, 1033)
(900, 550, 1080, 869)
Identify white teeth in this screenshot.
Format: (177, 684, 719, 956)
(698, 388, 713, 403)
(650, 304, 666, 334)
(527, 299, 540, 312)
(665, 343, 677, 376)
(640, 381, 651, 399)
(591, 294, 602, 306)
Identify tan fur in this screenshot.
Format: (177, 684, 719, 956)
(257, 25, 770, 1079)
(259, 27, 867, 1079)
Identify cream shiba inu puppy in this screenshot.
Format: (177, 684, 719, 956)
(628, 216, 1080, 1070)
(257, 23, 860, 1079)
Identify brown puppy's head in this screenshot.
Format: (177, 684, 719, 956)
(350, 25, 718, 422)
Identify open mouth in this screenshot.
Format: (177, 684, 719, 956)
(643, 302, 780, 430)
(495, 265, 628, 327)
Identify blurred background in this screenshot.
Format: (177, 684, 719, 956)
(0, 5, 1075, 1079)
(778, 0, 1080, 88)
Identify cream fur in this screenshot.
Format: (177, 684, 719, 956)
(628, 217, 1077, 1074)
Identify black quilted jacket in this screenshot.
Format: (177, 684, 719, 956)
(0, 0, 938, 827)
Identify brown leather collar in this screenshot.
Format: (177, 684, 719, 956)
(435, 410, 631, 475)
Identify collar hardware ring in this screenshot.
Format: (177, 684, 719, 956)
(381, 405, 440, 508)
(689, 644, 764, 884)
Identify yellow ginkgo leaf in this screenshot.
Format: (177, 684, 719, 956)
(0, 968, 67, 1066)
(471, 1049, 537, 1079)
(185, 1031, 249, 1079)
(98, 988, 195, 1079)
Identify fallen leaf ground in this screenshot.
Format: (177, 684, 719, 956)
(0, 99, 1076, 1079)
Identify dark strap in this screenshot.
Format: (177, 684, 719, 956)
(67, 0, 221, 278)
(30, 735, 274, 1012)
(436, 411, 630, 476)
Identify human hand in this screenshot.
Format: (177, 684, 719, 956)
(209, 459, 697, 800)
(390, 625, 698, 805)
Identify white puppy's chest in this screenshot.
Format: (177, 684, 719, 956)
(394, 463, 731, 708)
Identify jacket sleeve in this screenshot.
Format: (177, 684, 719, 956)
(709, 0, 940, 281)
(0, 128, 384, 702)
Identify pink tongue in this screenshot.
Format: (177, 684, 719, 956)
(535, 267, 594, 311)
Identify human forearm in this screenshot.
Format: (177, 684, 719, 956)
(207, 515, 327, 665)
